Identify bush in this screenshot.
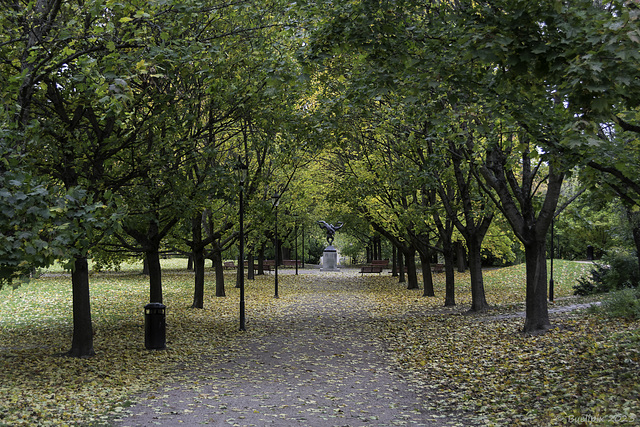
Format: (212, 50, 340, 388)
(574, 249, 639, 296)
(597, 288, 640, 320)
(574, 263, 610, 295)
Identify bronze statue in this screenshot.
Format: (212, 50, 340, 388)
(317, 220, 343, 246)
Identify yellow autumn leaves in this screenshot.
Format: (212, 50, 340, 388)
(0, 260, 637, 426)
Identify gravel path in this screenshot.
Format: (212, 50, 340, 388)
(113, 275, 464, 426)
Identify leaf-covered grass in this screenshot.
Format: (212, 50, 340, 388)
(0, 260, 637, 426)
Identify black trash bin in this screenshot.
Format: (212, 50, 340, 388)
(144, 302, 166, 350)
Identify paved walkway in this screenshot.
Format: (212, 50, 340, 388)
(114, 275, 466, 427)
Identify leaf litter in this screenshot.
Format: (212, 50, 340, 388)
(0, 262, 637, 426)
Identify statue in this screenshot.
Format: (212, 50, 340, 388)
(317, 220, 343, 246)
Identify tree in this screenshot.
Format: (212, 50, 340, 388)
(1, 0, 156, 356)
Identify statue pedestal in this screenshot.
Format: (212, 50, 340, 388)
(320, 245, 340, 272)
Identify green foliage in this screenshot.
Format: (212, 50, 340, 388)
(574, 249, 640, 295)
(0, 169, 123, 288)
(305, 237, 324, 264)
(0, 172, 58, 287)
(554, 191, 631, 260)
(574, 264, 611, 296)
(595, 287, 640, 320)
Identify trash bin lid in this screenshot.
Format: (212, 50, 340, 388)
(145, 302, 166, 309)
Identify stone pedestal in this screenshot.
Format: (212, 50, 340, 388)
(320, 245, 339, 271)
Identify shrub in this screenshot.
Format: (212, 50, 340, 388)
(574, 263, 610, 295)
(598, 288, 640, 320)
(574, 248, 639, 296)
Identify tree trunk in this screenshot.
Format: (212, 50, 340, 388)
(633, 224, 640, 274)
(397, 249, 405, 283)
(187, 254, 194, 271)
(405, 250, 419, 290)
(391, 246, 398, 277)
(419, 251, 435, 297)
(257, 245, 265, 275)
(626, 210, 640, 273)
(212, 247, 225, 297)
(67, 256, 95, 358)
(191, 248, 205, 308)
(523, 239, 551, 333)
(468, 235, 489, 312)
(441, 235, 457, 306)
(146, 250, 163, 303)
(444, 260, 456, 306)
(142, 257, 149, 275)
(192, 213, 205, 308)
(455, 241, 467, 272)
(247, 250, 255, 280)
(236, 253, 242, 288)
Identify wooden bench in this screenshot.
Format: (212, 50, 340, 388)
(282, 259, 301, 268)
(431, 263, 444, 273)
(371, 260, 389, 269)
(360, 265, 383, 275)
(261, 260, 274, 274)
(223, 261, 235, 270)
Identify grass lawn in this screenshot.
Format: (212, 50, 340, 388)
(0, 260, 638, 426)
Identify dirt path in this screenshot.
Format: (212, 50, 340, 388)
(113, 275, 466, 426)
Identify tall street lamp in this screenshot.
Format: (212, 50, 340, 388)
(294, 214, 299, 275)
(236, 160, 248, 331)
(271, 192, 280, 299)
(549, 217, 555, 303)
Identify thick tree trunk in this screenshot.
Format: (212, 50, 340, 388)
(247, 250, 255, 280)
(391, 246, 398, 277)
(142, 257, 149, 275)
(192, 213, 205, 308)
(441, 236, 457, 306)
(468, 236, 489, 312)
(257, 245, 265, 275)
(419, 251, 435, 297)
(455, 241, 467, 273)
(146, 250, 163, 303)
(405, 250, 419, 290)
(444, 261, 456, 306)
(191, 248, 205, 308)
(523, 239, 551, 333)
(212, 247, 225, 297)
(67, 257, 95, 358)
(236, 253, 242, 288)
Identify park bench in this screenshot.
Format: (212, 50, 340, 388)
(223, 261, 235, 270)
(431, 263, 444, 274)
(283, 259, 301, 268)
(262, 259, 274, 273)
(359, 265, 383, 275)
(371, 259, 390, 269)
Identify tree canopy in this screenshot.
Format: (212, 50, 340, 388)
(2, 0, 640, 352)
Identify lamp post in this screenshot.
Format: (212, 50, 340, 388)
(549, 217, 555, 303)
(294, 215, 299, 275)
(236, 160, 248, 331)
(271, 193, 280, 299)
